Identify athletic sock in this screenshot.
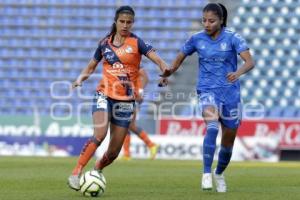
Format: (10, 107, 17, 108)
(72, 136, 102, 175)
(203, 121, 219, 173)
(216, 145, 233, 175)
(138, 130, 155, 148)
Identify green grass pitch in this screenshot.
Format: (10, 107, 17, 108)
(0, 157, 299, 200)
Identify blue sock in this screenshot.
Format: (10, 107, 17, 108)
(216, 145, 233, 175)
(203, 121, 219, 173)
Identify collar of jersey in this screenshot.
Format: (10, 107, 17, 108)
(109, 35, 129, 48)
(204, 27, 225, 42)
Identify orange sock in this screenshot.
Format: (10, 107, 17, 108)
(123, 134, 131, 157)
(72, 137, 101, 175)
(138, 131, 154, 148)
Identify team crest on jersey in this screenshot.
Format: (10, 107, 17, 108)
(125, 45, 133, 53)
(220, 42, 227, 51)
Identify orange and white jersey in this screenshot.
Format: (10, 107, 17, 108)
(93, 33, 153, 100)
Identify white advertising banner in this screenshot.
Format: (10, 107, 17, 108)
(115, 134, 279, 162)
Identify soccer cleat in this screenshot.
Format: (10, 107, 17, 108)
(67, 174, 80, 191)
(201, 173, 213, 190)
(149, 144, 159, 159)
(122, 155, 132, 161)
(213, 169, 227, 192)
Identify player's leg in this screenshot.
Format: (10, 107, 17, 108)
(95, 123, 128, 170)
(213, 125, 237, 193)
(216, 125, 237, 175)
(213, 101, 240, 192)
(68, 92, 110, 191)
(198, 91, 220, 190)
(202, 106, 219, 173)
(95, 100, 135, 170)
(121, 109, 138, 160)
(130, 121, 158, 159)
(122, 133, 131, 160)
(201, 105, 219, 190)
(72, 111, 109, 174)
(68, 110, 109, 190)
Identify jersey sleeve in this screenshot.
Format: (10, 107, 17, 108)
(137, 37, 154, 56)
(232, 33, 249, 54)
(93, 43, 103, 62)
(181, 36, 196, 56)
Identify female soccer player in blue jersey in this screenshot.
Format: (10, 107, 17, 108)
(161, 3, 254, 192)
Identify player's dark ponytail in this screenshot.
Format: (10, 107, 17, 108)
(203, 3, 227, 27)
(218, 3, 227, 27)
(107, 5, 135, 41)
(108, 24, 117, 39)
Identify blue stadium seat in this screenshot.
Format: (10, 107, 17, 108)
(282, 106, 297, 118)
(5, 0, 298, 118)
(267, 107, 283, 118)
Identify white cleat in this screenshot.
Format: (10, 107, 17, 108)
(67, 174, 80, 191)
(213, 169, 227, 193)
(201, 173, 213, 190)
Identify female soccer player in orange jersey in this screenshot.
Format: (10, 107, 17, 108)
(68, 5, 168, 191)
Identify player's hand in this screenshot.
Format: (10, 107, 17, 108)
(227, 72, 240, 82)
(72, 80, 82, 89)
(160, 68, 173, 77)
(158, 77, 168, 87)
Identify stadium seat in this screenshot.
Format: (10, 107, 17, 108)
(1, 0, 298, 118)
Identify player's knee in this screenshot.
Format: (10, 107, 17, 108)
(90, 135, 103, 146)
(93, 129, 106, 141)
(203, 107, 218, 120)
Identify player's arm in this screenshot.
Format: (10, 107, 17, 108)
(160, 52, 186, 77)
(146, 51, 169, 73)
(146, 51, 170, 87)
(227, 50, 255, 82)
(72, 59, 99, 89)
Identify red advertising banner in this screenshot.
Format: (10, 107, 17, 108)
(159, 118, 206, 136)
(159, 117, 300, 149)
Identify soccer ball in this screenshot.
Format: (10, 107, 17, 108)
(79, 170, 106, 197)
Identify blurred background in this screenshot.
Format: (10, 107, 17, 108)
(0, 0, 299, 161)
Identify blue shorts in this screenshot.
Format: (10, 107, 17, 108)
(92, 92, 135, 128)
(197, 86, 242, 129)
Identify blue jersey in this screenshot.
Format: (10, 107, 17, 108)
(181, 28, 249, 91)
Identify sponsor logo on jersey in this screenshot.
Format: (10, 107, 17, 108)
(114, 102, 134, 112)
(104, 48, 112, 54)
